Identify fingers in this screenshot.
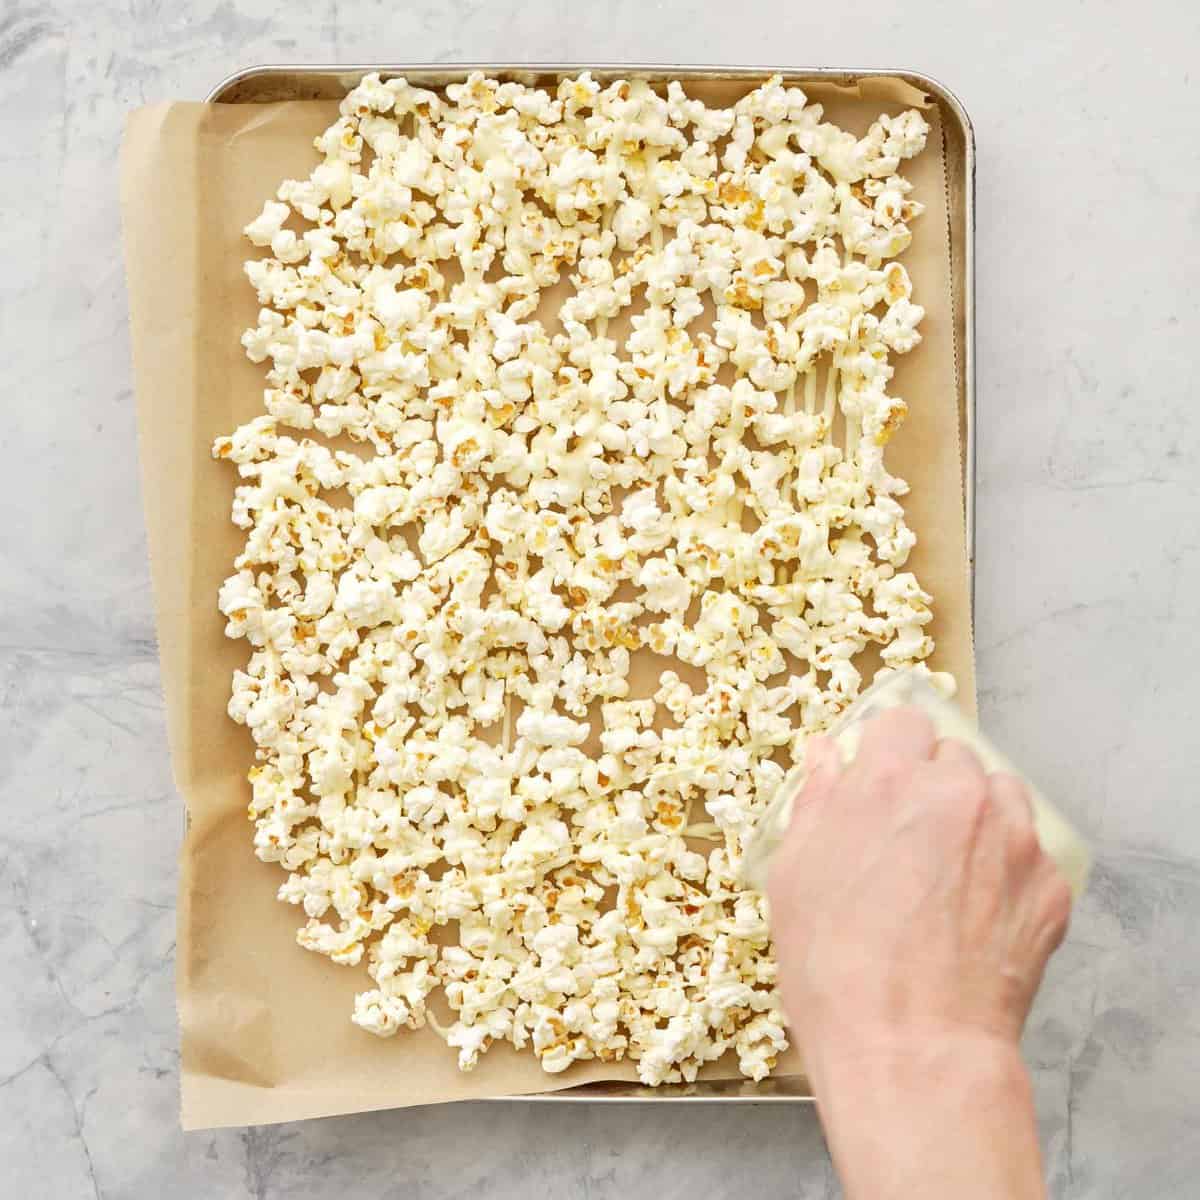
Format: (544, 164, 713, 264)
(798, 735, 840, 805)
(933, 736, 988, 780)
(808, 710, 958, 846)
(1036, 873, 1074, 955)
(844, 708, 938, 818)
(926, 737, 990, 824)
(855, 706, 937, 774)
(987, 773, 1046, 887)
(984, 772, 1073, 963)
(989, 771, 1034, 826)
(776, 737, 840, 834)
(901, 752, 989, 828)
(894, 738, 993, 869)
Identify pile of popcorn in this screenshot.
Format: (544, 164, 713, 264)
(214, 72, 949, 1086)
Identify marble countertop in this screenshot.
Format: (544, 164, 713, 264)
(3, 1, 1198, 1196)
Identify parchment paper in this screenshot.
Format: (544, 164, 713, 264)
(121, 76, 974, 1130)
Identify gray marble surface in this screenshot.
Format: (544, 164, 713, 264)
(2, 1, 1198, 1196)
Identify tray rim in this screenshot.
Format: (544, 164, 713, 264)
(200, 62, 976, 1106)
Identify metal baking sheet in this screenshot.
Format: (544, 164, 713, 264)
(203, 63, 976, 1105)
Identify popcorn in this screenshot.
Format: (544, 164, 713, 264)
(612, 198, 654, 250)
(215, 71, 944, 1088)
(637, 556, 692, 616)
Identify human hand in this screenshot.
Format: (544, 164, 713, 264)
(766, 706, 1072, 1200)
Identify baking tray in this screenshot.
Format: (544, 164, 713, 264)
(203, 63, 976, 1105)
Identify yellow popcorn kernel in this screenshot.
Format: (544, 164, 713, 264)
(874, 400, 908, 445)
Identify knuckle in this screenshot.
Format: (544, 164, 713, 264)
(869, 705, 935, 750)
(1043, 875, 1073, 932)
(958, 795, 988, 831)
(993, 770, 1029, 797)
(863, 758, 915, 809)
(1007, 823, 1042, 866)
(965, 769, 990, 804)
(991, 772, 1034, 820)
(904, 759, 987, 828)
(956, 771, 991, 820)
(893, 704, 936, 741)
(873, 760, 911, 796)
(943, 735, 983, 767)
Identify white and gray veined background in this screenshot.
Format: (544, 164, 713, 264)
(1, 1, 1197, 1197)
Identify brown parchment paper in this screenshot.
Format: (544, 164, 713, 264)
(121, 76, 974, 1131)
